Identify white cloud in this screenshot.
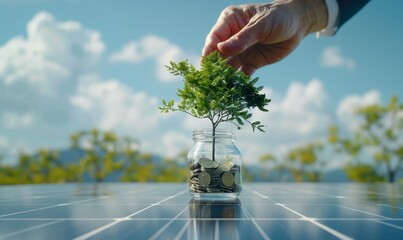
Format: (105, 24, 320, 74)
(236, 79, 330, 163)
(0, 11, 105, 126)
(160, 131, 192, 158)
(109, 35, 199, 82)
(1, 112, 34, 129)
(321, 46, 355, 69)
(1, 11, 200, 165)
(0, 11, 107, 163)
(337, 90, 381, 131)
(263, 79, 329, 135)
(0, 136, 9, 148)
(71, 78, 160, 133)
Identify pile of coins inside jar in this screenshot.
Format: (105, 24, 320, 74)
(189, 158, 241, 193)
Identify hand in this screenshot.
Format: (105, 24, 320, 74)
(202, 0, 327, 76)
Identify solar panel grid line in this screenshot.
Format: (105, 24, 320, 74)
(0, 183, 402, 239)
(174, 220, 190, 240)
(148, 205, 190, 240)
(0, 219, 63, 240)
(241, 206, 271, 240)
(312, 184, 403, 198)
(372, 219, 403, 231)
(276, 204, 354, 240)
(0, 189, 87, 203)
(0, 205, 60, 218)
(335, 205, 391, 219)
(247, 188, 355, 240)
(1, 217, 403, 221)
(73, 189, 187, 240)
(376, 203, 403, 210)
(303, 190, 344, 198)
(214, 220, 219, 240)
(0, 190, 117, 218)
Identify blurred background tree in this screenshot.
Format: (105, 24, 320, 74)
(329, 126, 385, 182)
(70, 129, 124, 183)
(329, 96, 403, 182)
(354, 96, 403, 182)
(258, 153, 277, 181)
(285, 142, 327, 182)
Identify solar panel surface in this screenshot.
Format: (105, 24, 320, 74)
(0, 183, 402, 240)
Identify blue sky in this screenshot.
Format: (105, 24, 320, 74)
(0, 0, 402, 167)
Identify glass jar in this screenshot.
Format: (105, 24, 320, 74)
(187, 129, 242, 198)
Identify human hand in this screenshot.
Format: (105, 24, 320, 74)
(202, 0, 328, 76)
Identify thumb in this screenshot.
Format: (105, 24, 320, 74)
(217, 23, 260, 56)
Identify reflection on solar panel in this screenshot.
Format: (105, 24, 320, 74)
(0, 183, 402, 239)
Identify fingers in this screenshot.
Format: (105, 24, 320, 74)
(202, 8, 237, 57)
(227, 56, 256, 77)
(239, 64, 257, 77)
(217, 19, 260, 57)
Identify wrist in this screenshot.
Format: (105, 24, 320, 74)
(280, 0, 328, 36)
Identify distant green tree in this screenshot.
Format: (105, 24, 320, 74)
(0, 156, 20, 184)
(258, 153, 276, 181)
(8, 149, 75, 184)
(354, 96, 403, 182)
(120, 138, 155, 182)
(153, 150, 189, 182)
(285, 142, 327, 182)
(71, 129, 124, 182)
(328, 126, 384, 182)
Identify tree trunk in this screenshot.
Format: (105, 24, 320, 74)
(388, 171, 395, 183)
(212, 126, 216, 161)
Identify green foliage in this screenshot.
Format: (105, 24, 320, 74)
(353, 96, 403, 182)
(159, 51, 270, 161)
(0, 149, 78, 184)
(71, 129, 124, 183)
(329, 96, 403, 183)
(160, 51, 270, 132)
(344, 164, 384, 183)
(285, 142, 326, 182)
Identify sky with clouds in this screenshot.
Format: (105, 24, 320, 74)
(0, 0, 402, 167)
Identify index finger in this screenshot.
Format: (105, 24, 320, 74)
(202, 8, 241, 56)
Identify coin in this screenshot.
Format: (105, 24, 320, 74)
(198, 171, 211, 187)
(222, 172, 234, 187)
(218, 165, 230, 172)
(221, 162, 234, 168)
(199, 158, 219, 169)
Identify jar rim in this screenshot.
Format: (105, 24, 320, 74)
(192, 128, 235, 140)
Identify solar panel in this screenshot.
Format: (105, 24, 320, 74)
(0, 183, 402, 239)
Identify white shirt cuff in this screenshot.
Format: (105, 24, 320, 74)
(316, 0, 339, 37)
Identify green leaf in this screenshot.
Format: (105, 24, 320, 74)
(158, 51, 270, 133)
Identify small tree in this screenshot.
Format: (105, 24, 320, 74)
(70, 129, 124, 182)
(159, 51, 270, 161)
(284, 142, 327, 182)
(354, 96, 403, 182)
(328, 125, 384, 182)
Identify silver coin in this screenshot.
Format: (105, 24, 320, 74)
(199, 158, 219, 169)
(218, 165, 230, 172)
(198, 171, 211, 187)
(221, 162, 234, 168)
(222, 172, 234, 187)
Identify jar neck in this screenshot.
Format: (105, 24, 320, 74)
(192, 129, 235, 143)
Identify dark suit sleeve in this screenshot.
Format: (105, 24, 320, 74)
(336, 0, 371, 27)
